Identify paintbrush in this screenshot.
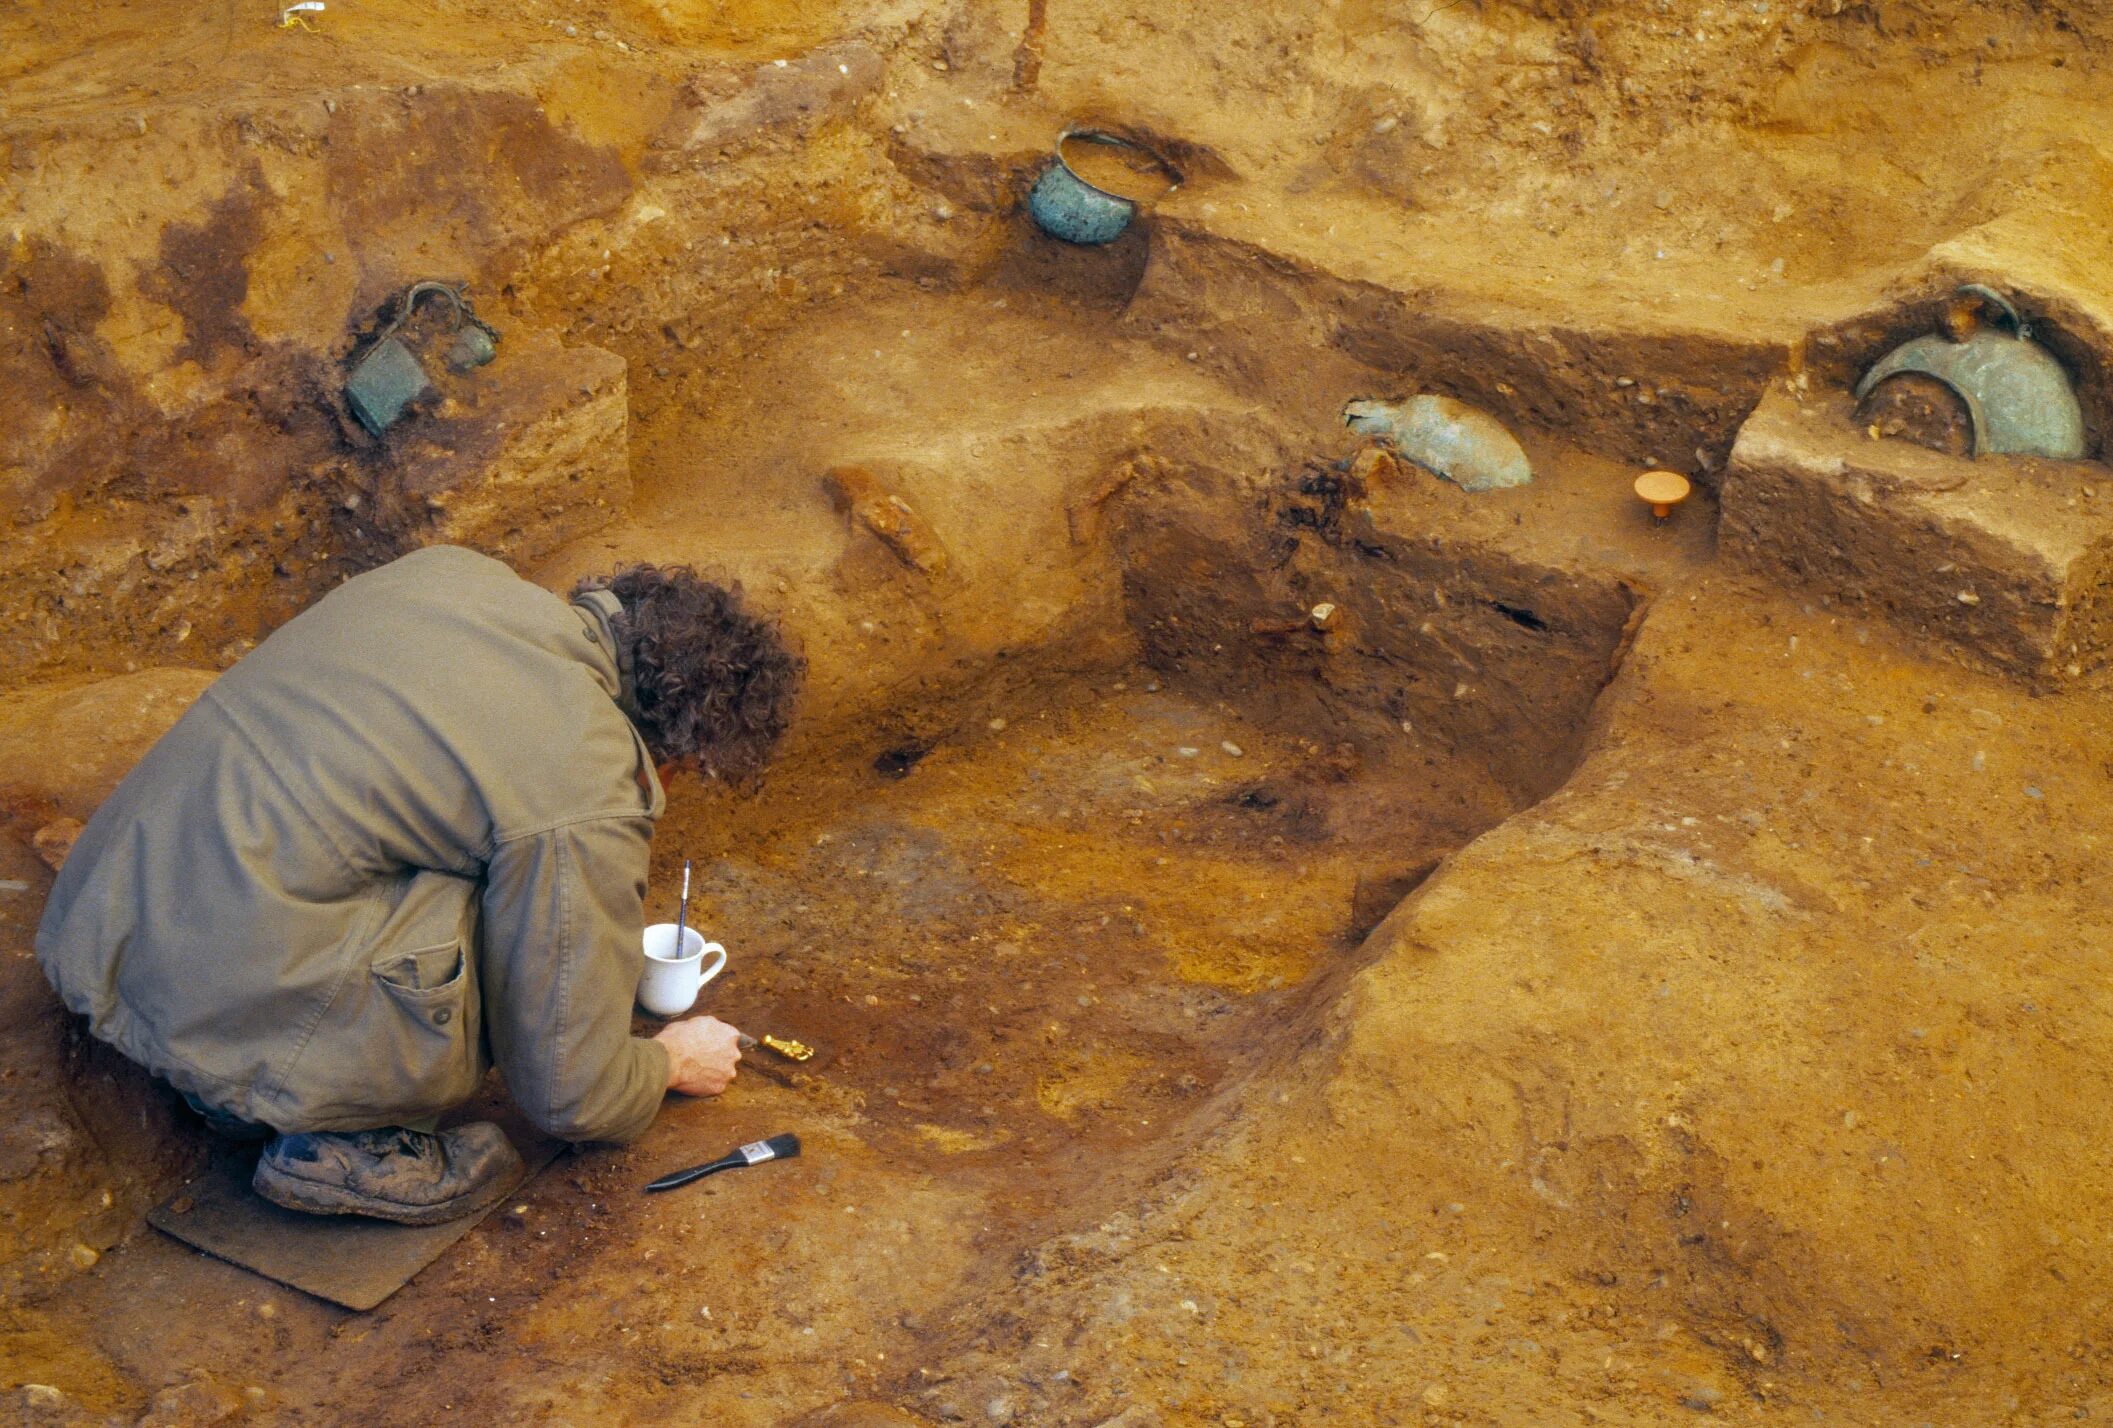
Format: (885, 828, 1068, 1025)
(674, 859, 691, 953)
(643, 1133, 800, 1192)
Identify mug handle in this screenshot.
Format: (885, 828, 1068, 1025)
(695, 942, 728, 987)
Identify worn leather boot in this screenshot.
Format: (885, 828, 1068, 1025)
(252, 1123, 522, 1226)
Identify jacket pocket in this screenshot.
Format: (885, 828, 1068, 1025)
(376, 941, 467, 994)
(273, 870, 487, 1129)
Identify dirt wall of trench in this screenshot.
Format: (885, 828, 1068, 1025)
(1111, 453, 1643, 810)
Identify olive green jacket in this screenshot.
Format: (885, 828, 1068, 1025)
(35, 545, 672, 1142)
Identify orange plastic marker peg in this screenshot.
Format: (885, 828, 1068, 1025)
(1635, 469, 1691, 520)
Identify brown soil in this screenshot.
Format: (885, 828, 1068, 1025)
(4, 1, 2113, 1425)
(1857, 372, 1977, 457)
(1056, 138, 1180, 206)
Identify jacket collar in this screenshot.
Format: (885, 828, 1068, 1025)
(573, 588, 665, 817)
(572, 589, 641, 722)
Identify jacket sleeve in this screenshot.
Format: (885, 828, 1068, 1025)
(479, 814, 671, 1143)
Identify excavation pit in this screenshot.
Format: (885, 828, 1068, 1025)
(0, 274, 1683, 1421)
(10, 4, 2113, 1421)
(663, 667, 1514, 1181)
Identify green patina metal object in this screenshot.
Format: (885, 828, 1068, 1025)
(344, 335, 434, 437)
(1344, 394, 1533, 492)
(1855, 286, 2085, 460)
(446, 324, 498, 373)
(1027, 129, 1182, 246)
(344, 281, 501, 437)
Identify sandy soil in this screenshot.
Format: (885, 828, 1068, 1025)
(4, 0, 2113, 1424)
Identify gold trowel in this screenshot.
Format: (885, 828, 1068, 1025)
(739, 1033, 815, 1062)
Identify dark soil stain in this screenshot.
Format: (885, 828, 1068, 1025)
(140, 163, 268, 366)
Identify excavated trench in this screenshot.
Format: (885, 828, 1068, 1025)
(0, 25, 1758, 1415)
(12, 2, 2113, 1420)
(560, 249, 1663, 1253)
(0, 242, 1667, 1419)
(650, 461, 1643, 1218)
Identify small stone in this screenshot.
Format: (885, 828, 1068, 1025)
(140, 1378, 242, 1426)
(1956, 590, 1981, 605)
(1220, 741, 1244, 758)
(1309, 602, 1338, 630)
(1968, 708, 2002, 729)
(32, 817, 84, 872)
(68, 1243, 98, 1269)
(1145, 681, 1161, 694)
(988, 717, 1007, 731)
(1177, 747, 1199, 759)
(1841, 1110, 1859, 1129)
(1092, 1411, 1162, 1428)
(255, 1299, 278, 1320)
(1422, 1384, 1451, 1408)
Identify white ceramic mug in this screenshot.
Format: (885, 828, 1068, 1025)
(638, 923, 728, 1018)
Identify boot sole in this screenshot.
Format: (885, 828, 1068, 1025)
(252, 1155, 519, 1227)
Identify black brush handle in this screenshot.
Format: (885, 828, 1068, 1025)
(644, 1154, 739, 1193)
(643, 1133, 801, 1193)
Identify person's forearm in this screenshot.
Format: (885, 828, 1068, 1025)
(480, 817, 665, 1142)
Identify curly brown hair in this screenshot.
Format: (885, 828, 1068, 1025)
(575, 564, 802, 783)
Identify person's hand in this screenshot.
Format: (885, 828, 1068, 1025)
(656, 1016, 743, 1097)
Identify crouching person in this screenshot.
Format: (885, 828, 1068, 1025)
(35, 546, 801, 1224)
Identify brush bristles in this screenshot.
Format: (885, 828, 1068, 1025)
(763, 1133, 801, 1159)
